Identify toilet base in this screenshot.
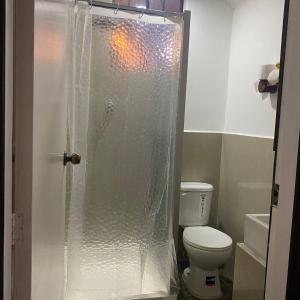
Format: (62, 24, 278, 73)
(182, 267, 222, 299)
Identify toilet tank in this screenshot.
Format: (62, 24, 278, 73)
(179, 182, 214, 226)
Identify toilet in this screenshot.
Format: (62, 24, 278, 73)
(180, 182, 232, 299)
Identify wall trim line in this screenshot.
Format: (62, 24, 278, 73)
(183, 130, 274, 140)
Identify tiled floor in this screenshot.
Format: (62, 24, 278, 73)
(178, 275, 233, 300)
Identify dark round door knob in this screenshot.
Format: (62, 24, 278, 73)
(64, 152, 81, 166)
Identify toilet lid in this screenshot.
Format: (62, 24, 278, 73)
(183, 226, 232, 251)
(181, 182, 214, 192)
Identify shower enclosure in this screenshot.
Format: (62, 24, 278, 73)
(66, 3, 189, 300)
(13, 1, 189, 300)
(64, 2, 189, 300)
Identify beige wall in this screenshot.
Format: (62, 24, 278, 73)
(181, 132, 274, 278)
(218, 134, 274, 278)
(232, 243, 266, 300)
(181, 132, 222, 227)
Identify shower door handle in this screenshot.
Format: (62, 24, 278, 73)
(63, 152, 81, 166)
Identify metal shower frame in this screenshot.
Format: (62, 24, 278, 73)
(85, 0, 183, 18)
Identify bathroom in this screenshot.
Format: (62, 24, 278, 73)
(10, 0, 286, 300)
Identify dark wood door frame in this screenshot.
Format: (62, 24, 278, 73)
(0, 0, 5, 298)
(286, 132, 300, 299)
(269, 0, 300, 298)
(273, 0, 290, 153)
(270, 0, 300, 298)
(264, 0, 289, 297)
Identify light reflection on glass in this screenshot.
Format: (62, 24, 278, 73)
(110, 25, 146, 71)
(35, 29, 64, 62)
(108, 21, 182, 72)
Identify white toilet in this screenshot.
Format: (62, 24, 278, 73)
(180, 182, 232, 299)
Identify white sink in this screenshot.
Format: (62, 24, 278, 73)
(244, 214, 270, 262)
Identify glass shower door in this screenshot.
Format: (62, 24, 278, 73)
(65, 4, 184, 300)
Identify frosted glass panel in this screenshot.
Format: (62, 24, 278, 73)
(66, 7, 183, 300)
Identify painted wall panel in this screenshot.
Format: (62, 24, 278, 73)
(218, 134, 274, 278)
(224, 0, 284, 137)
(183, 0, 233, 132)
(184, 0, 284, 137)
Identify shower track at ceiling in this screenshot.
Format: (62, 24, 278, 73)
(83, 0, 183, 18)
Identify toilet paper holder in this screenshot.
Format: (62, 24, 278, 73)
(258, 79, 278, 94)
(257, 63, 280, 94)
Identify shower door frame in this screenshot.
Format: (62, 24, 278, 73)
(173, 9, 190, 251)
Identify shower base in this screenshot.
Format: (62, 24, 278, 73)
(64, 246, 177, 300)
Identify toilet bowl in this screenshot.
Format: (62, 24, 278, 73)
(179, 182, 233, 299)
(182, 226, 232, 299)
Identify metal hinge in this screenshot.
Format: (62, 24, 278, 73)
(272, 183, 280, 207)
(12, 213, 24, 245)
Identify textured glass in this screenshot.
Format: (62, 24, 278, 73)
(65, 7, 183, 300)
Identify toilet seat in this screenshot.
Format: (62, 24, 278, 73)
(183, 226, 232, 251)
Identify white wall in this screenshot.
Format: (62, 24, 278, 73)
(224, 0, 285, 137)
(184, 0, 233, 131)
(184, 0, 284, 137)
